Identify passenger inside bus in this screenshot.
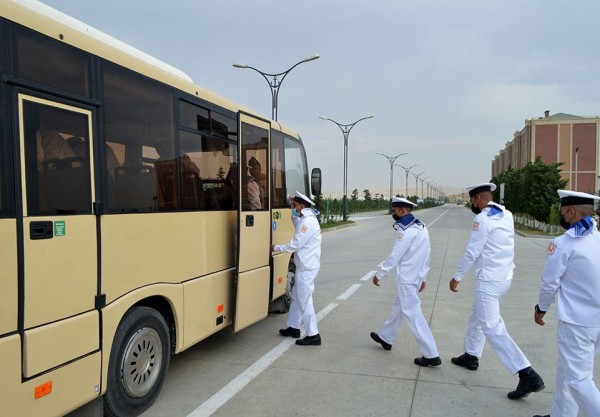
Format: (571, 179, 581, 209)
(244, 156, 267, 210)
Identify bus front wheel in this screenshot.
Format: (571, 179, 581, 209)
(269, 263, 295, 313)
(104, 306, 171, 417)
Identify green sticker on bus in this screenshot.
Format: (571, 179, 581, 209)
(54, 221, 65, 236)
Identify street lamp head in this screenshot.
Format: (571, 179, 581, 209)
(319, 116, 331, 121)
(302, 54, 320, 63)
(232, 63, 248, 68)
(377, 152, 407, 159)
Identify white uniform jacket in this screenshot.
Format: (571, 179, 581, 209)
(274, 208, 321, 270)
(376, 217, 430, 284)
(539, 217, 600, 327)
(454, 202, 515, 282)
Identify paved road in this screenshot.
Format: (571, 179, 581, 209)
(141, 204, 597, 417)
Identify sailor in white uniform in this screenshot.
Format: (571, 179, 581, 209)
(369, 197, 441, 367)
(533, 190, 600, 417)
(450, 183, 544, 400)
(272, 191, 322, 346)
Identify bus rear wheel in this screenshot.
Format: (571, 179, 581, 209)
(104, 306, 171, 417)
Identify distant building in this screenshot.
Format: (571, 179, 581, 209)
(492, 110, 600, 194)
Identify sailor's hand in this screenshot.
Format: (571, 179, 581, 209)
(449, 278, 460, 292)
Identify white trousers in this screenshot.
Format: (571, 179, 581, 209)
(378, 282, 439, 358)
(286, 268, 319, 336)
(463, 280, 530, 374)
(551, 320, 600, 417)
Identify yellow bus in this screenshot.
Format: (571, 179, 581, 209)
(0, 1, 322, 416)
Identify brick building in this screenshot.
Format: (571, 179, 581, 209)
(492, 110, 600, 194)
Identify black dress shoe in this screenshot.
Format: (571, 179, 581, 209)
(370, 332, 392, 350)
(414, 356, 442, 367)
(295, 334, 321, 346)
(507, 367, 544, 399)
(451, 352, 479, 370)
(279, 327, 300, 338)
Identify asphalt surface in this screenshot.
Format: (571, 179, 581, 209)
(140, 204, 597, 417)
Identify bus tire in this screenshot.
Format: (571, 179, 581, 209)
(269, 263, 295, 313)
(104, 306, 171, 417)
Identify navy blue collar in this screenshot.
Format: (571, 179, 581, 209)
(568, 216, 594, 237)
(393, 213, 423, 230)
(487, 205, 503, 216)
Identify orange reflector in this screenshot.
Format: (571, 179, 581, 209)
(217, 304, 224, 313)
(34, 381, 52, 399)
(278, 276, 283, 284)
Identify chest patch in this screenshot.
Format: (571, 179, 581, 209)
(472, 221, 480, 231)
(301, 225, 308, 233)
(396, 233, 404, 241)
(546, 242, 557, 255)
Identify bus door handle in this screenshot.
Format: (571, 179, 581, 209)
(30, 221, 53, 240)
(245, 215, 254, 227)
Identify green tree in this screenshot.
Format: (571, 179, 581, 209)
(492, 157, 567, 222)
(351, 188, 359, 201)
(363, 189, 372, 201)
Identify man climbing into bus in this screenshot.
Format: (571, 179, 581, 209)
(271, 191, 322, 346)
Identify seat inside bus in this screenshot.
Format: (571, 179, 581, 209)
(114, 165, 156, 212)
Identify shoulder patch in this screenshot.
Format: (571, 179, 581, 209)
(396, 233, 404, 241)
(546, 242, 557, 255)
(472, 221, 480, 231)
(301, 225, 308, 233)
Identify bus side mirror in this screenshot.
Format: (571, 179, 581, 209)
(311, 168, 322, 197)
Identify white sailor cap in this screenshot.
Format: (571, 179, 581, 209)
(465, 182, 497, 198)
(391, 197, 418, 208)
(557, 189, 600, 206)
(293, 191, 315, 207)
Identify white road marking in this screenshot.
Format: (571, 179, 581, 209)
(187, 302, 339, 417)
(360, 270, 377, 281)
(336, 283, 362, 300)
(427, 207, 450, 227)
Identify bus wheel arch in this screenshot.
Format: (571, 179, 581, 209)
(104, 305, 171, 417)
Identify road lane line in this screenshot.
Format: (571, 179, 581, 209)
(187, 302, 339, 417)
(427, 207, 450, 227)
(337, 283, 362, 300)
(360, 271, 377, 281)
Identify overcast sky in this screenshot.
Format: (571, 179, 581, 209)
(40, 0, 600, 197)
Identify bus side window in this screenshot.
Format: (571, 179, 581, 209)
(23, 101, 92, 216)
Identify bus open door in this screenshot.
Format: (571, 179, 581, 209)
(233, 114, 271, 332)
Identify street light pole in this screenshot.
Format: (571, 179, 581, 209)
(426, 181, 436, 200)
(233, 54, 320, 121)
(413, 171, 425, 199)
(397, 164, 418, 198)
(420, 176, 430, 201)
(320, 115, 375, 221)
(377, 152, 407, 209)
